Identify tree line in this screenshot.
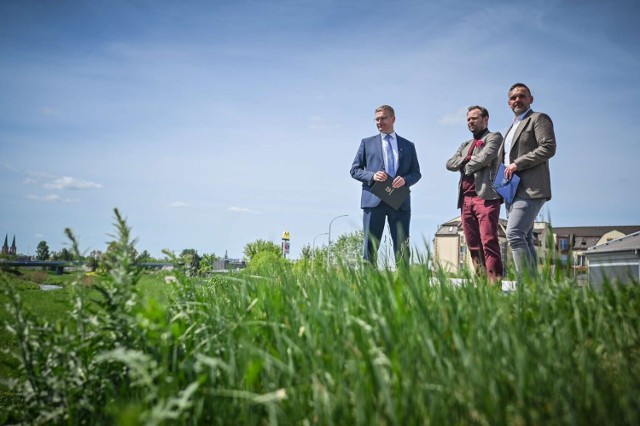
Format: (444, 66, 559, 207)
(1, 230, 367, 275)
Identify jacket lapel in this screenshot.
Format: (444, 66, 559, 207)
(511, 110, 534, 149)
(396, 135, 404, 166)
(377, 134, 385, 165)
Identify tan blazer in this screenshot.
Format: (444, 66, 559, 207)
(505, 110, 556, 200)
(446, 131, 503, 209)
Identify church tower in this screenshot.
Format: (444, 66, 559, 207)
(10, 235, 16, 255)
(2, 234, 8, 254)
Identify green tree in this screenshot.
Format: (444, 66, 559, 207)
(300, 244, 312, 261)
(35, 240, 50, 261)
(101, 241, 138, 272)
(51, 248, 74, 261)
(312, 246, 328, 272)
(330, 230, 364, 269)
(179, 249, 200, 275)
(245, 250, 289, 275)
(199, 253, 218, 275)
(0, 252, 15, 261)
(293, 243, 326, 274)
(86, 250, 102, 272)
(135, 249, 154, 264)
(243, 239, 282, 262)
(297, 244, 313, 270)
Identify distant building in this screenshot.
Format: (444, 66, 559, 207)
(552, 226, 640, 275)
(585, 231, 640, 289)
(213, 252, 246, 271)
(2, 234, 16, 255)
(433, 216, 540, 274)
(433, 219, 640, 280)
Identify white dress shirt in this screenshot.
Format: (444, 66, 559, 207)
(382, 132, 398, 174)
(504, 109, 530, 165)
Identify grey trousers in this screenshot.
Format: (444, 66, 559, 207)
(506, 197, 546, 276)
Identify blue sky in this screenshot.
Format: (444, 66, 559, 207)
(1, 0, 639, 259)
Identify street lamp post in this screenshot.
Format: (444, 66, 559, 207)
(311, 232, 328, 273)
(327, 214, 348, 271)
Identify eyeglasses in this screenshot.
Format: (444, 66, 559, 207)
(374, 116, 391, 122)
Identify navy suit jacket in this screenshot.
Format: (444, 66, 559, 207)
(350, 134, 421, 211)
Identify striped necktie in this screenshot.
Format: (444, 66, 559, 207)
(384, 134, 395, 177)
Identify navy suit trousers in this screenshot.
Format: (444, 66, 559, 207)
(363, 204, 411, 267)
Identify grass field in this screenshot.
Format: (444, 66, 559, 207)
(0, 269, 174, 409)
(1, 217, 639, 425)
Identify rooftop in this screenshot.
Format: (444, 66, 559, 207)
(587, 231, 640, 254)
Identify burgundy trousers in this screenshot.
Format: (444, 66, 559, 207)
(461, 196, 503, 281)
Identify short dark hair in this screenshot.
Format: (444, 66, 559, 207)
(509, 83, 531, 96)
(375, 105, 395, 117)
(467, 105, 489, 118)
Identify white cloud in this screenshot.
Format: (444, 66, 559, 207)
(28, 194, 61, 202)
(228, 206, 261, 214)
(439, 107, 468, 126)
(27, 194, 78, 203)
(170, 201, 190, 208)
(23, 178, 38, 185)
(43, 176, 103, 190)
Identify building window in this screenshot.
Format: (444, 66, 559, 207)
(558, 238, 570, 251)
(459, 245, 467, 269)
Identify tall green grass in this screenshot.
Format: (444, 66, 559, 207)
(2, 209, 639, 425)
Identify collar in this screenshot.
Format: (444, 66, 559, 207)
(472, 128, 489, 140)
(515, 108, 531, 123)
(381, 132, 397, 140)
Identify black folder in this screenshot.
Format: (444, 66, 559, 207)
(370, 175, 410, 210)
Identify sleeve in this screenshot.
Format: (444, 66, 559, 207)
(464, 132, 503, 175)
(402, 143, 422, 187)
(446, 142, 470, 172)
(350, 139, 375, 184)
(513, 113, 556, 170)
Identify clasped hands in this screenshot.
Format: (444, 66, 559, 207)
(373, 171, 405, 188)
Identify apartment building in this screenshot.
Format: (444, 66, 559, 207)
(432, 218, 638, 276)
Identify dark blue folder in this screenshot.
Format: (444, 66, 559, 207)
(493, 163, 520, 204)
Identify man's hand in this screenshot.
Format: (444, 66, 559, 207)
(373, 171, 388, 182)
(504, 163, 518, 179)
(392, 176, 406, 188)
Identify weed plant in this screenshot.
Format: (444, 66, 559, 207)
(1, 209, 640, 425)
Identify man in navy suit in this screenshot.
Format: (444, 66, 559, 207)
(350, 105, 422, 267)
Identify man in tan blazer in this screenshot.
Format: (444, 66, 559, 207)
(502, 83, 556, 276)
(446, 106, 504, 282)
